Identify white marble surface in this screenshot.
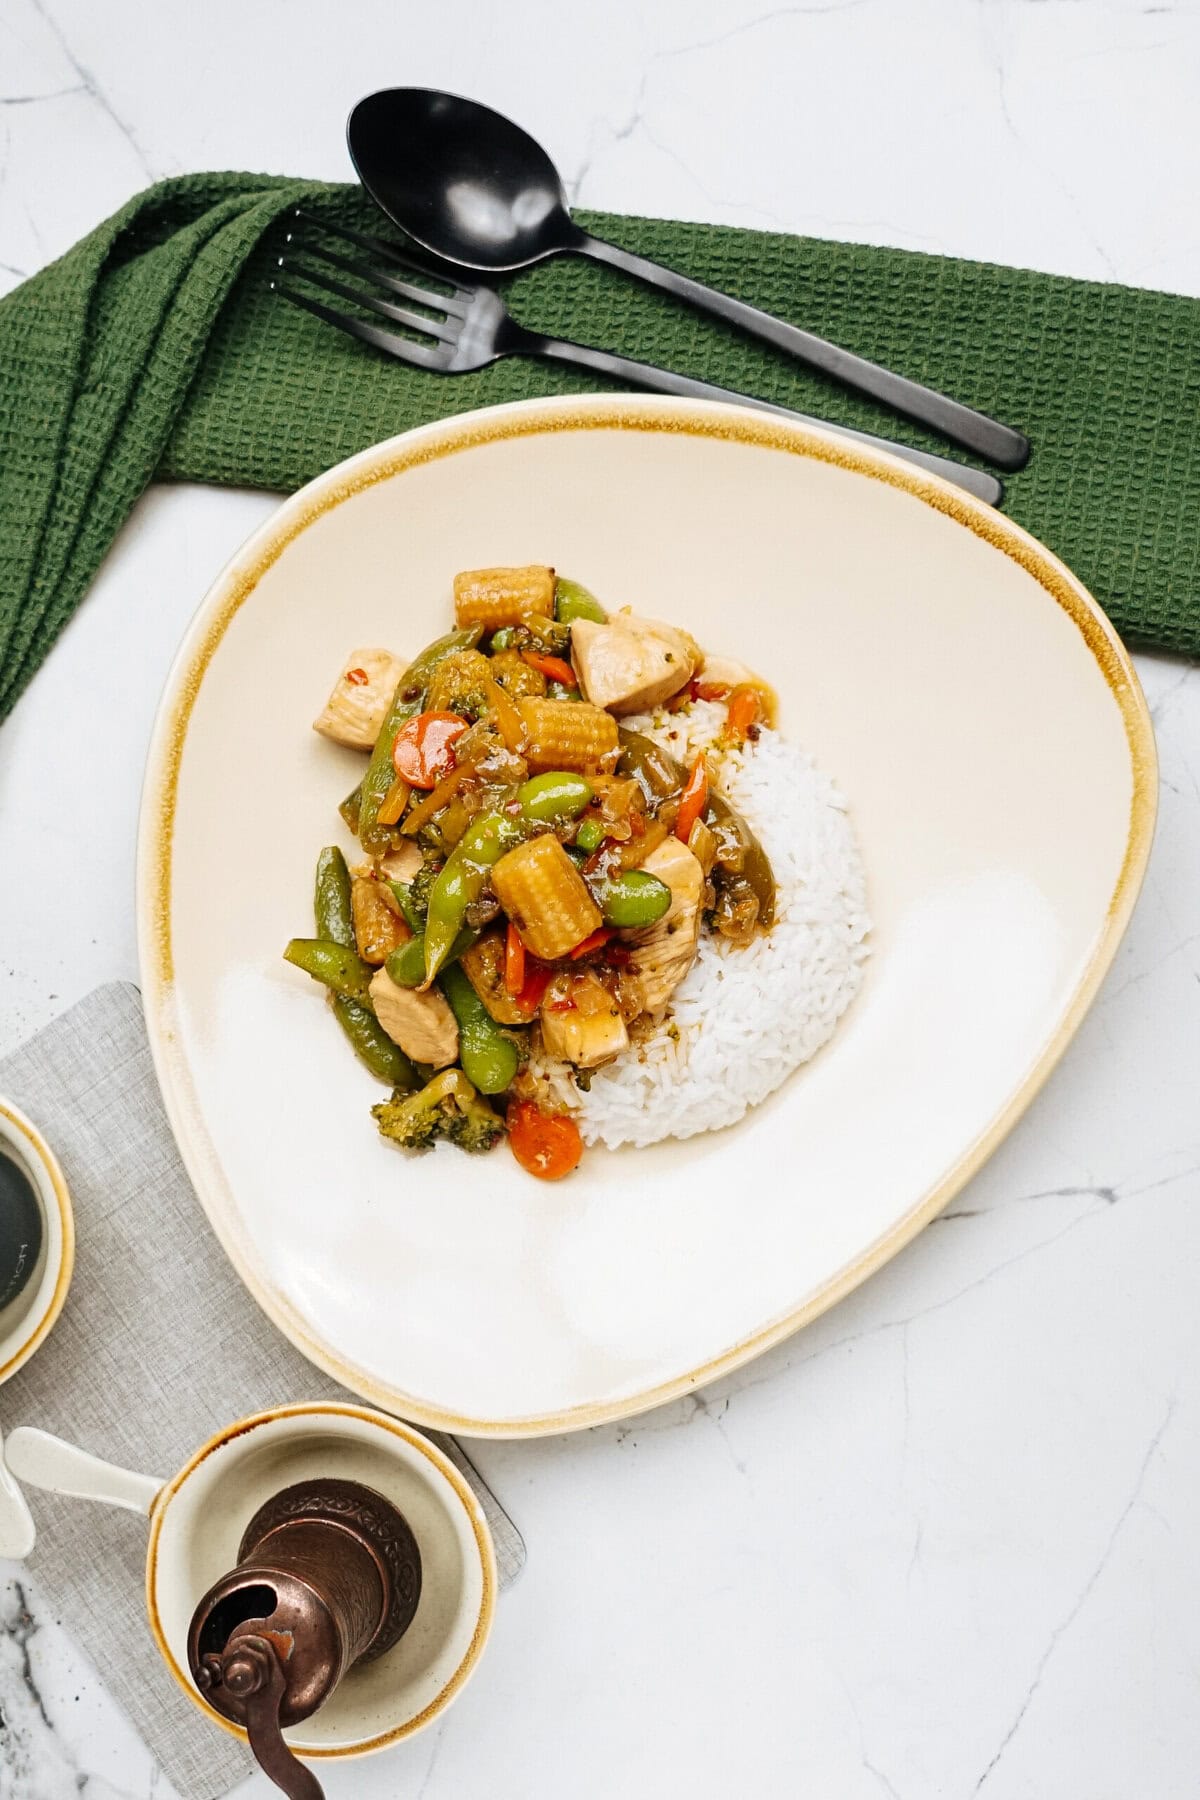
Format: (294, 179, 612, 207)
(1, 0, 1198, 1794)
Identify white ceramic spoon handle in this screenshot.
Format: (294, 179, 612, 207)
(4, 1428, 163, 1516)
(0, 1428, 37, 1559)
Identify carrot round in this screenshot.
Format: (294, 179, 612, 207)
(392, 711, 467, 788)
(508, 1100, 584, 1180)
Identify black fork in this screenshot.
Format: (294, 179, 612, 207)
(272, 212, 1003, 506)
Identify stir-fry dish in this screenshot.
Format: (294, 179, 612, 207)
(285, 565, 781, 1180)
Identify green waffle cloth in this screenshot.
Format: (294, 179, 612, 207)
(1, 172, 1197, 720)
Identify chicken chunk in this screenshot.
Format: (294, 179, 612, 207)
(313, 648, 407, 751)
(570, 611, 699, 715)
(377, 840, 423, 883)
(368, 968, 458, 1068)
(621, 837, 704, 1014)
(540, 972, 629, 1068)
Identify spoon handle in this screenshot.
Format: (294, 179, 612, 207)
(4, 1427, 162, 1516)
(527, 333, 1003, 505)
(0, 1429, 37, 1560)
(575, 231, 1029, 472)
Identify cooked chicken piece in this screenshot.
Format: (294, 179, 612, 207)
(540, 971, 629, 1068)
(570, 611, 699, 715)
(377, 840, 423, 883)
(621, 836, 704, 1014)
(313, 648, 407, 750)
(368, 968, 458, 1068)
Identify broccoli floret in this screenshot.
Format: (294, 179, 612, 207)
(373, 1069, 504, 1154)
(490, 616, 571, 657)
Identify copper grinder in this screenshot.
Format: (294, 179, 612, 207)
(187, 1477, 422, 1800)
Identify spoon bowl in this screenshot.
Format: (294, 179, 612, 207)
(348, 89, 577, 272)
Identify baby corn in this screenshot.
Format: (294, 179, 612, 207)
(518, 697, 619, 773)
(453, 565, 555, 631)
(491, 835, 601, 960)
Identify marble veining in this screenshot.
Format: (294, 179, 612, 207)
(1, 0, 1198, 1794)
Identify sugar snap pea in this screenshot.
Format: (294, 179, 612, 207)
(314, 846, 354, 945)
(598, 869, 672, 928)
(337, 1001, 419, 1086)
(283, 938, 373, 1002)
(389, 881, 426, 934)
(554, 576, 607, 626)
(339, 782, 363, 836)
(359, 627, 482, 853)
(517, 771, 593, 823)
(439, 964, 524, 1094)
(310, 847, 417, 1086)
(386, 926, 477, 989)
(423, 809, 524, 984)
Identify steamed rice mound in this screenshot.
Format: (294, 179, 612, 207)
(529, 699, 871, 1149)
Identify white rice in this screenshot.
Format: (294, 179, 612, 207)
(528, 697, 871, 1149)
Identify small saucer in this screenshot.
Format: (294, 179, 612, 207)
(147, 1403, 496, 1759)
(0, 1098, 75, 1386)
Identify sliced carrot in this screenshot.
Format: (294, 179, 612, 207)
(392, 711, 467, 788)
(724, 684, 763, 744)
(674, 753, 709, 843)
(568, 926, 614, 960)
(399, 761, 471, 835)
(375, 773, 411, 827)
(504, 920, 526, 996)
(521, 650, 577, 687)
(482, 675, 525, 752)
(507, 1100, 584, 1181)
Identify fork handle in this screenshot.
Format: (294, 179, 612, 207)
(576, 232, 1029, 472)
(527, 333, 1003, 506)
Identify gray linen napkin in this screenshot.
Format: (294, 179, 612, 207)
(0, 982, 524, 1800)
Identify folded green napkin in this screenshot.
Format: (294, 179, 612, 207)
(2, 171, 1197, 721)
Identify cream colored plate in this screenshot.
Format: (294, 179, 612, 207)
(137, 396, 1155, 1437)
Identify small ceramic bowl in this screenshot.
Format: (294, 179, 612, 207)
(0, 1097, 74, 1386)
(6, 1402, 496, 1761)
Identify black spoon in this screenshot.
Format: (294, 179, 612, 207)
(347, 88, 1030, 472)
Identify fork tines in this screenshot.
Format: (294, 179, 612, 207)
(271, 210, 473, 371)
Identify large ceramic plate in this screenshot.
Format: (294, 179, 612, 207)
(138, 396, 1155, 1436)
